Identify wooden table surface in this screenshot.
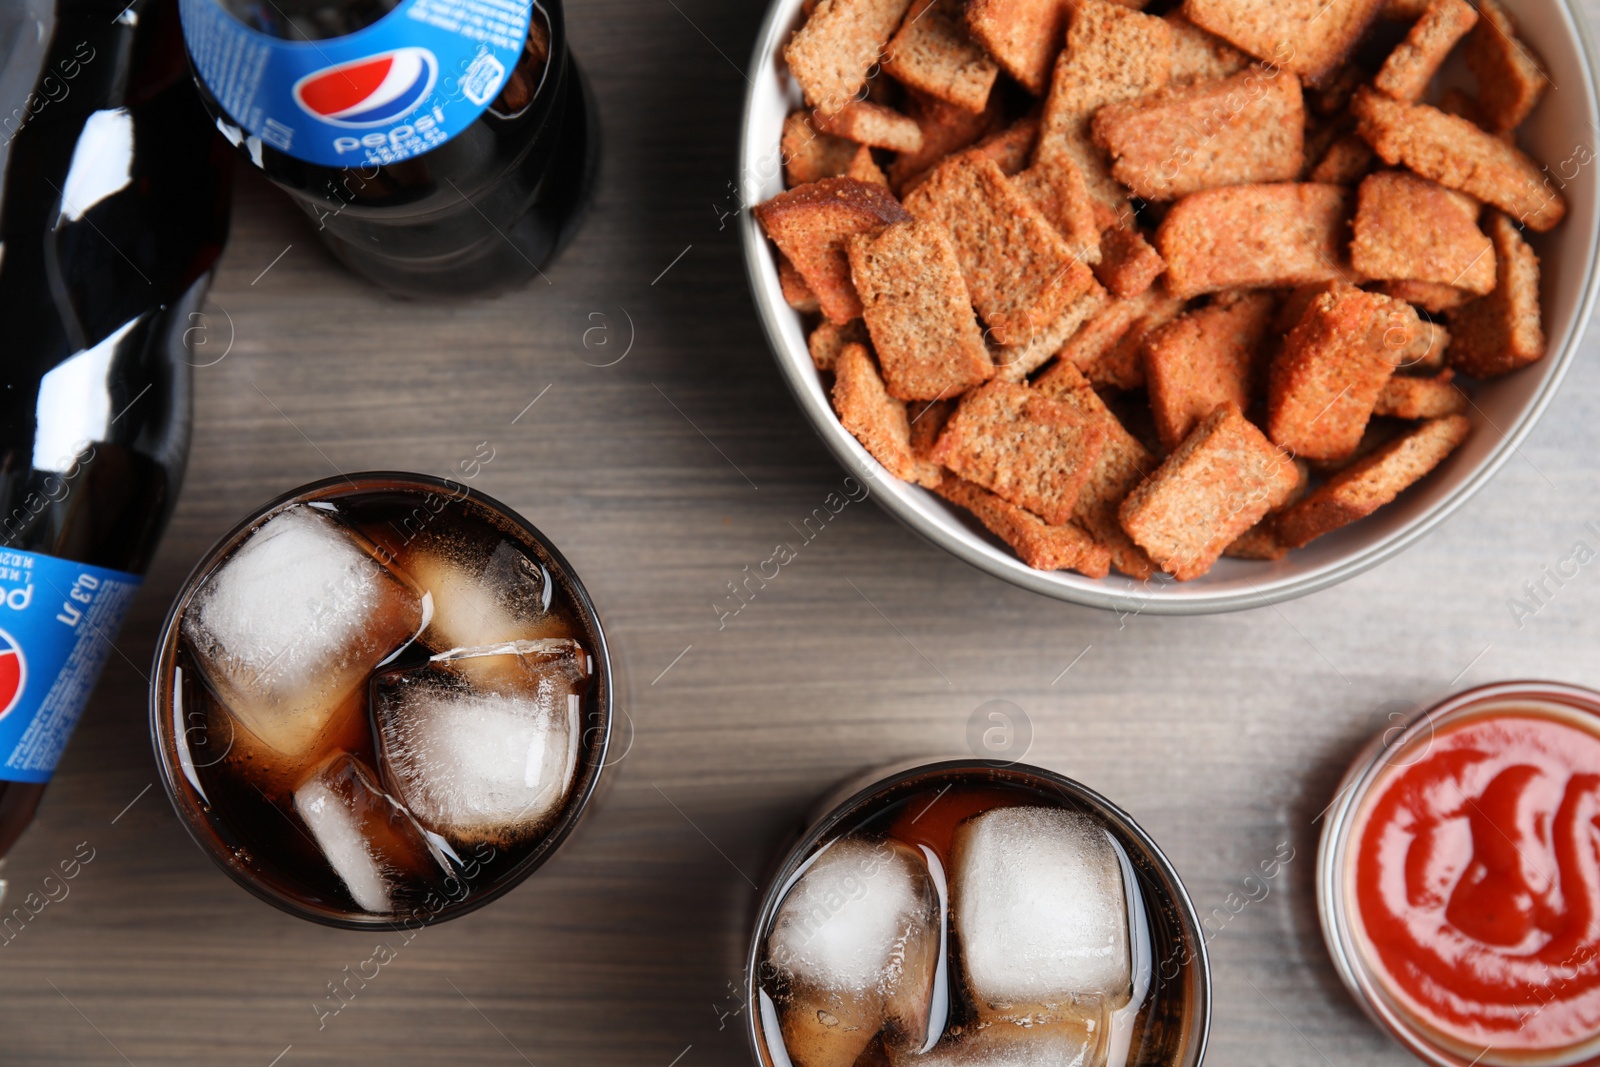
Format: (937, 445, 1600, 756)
(3, 0, 1599, 1062)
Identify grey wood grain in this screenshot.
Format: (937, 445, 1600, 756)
(0, 0, 1598, 1062)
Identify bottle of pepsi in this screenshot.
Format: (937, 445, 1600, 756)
(179, 0, 597, 298)
(0, 0, 231, 860)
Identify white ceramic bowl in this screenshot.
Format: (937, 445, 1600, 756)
(738, 0, 1600, 614)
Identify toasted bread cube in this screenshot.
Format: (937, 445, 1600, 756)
(936, 476, 1112, 575)
(994, 283, 1111, 382)
(909, 397, 956, 457)
(1447, 211, 1544, 378)
(815, 101, 925, 152)
(1032, 361, 1159, 577)
(930, 381, 1110, 524)
(1378, 278, 1474, 314)
(1463, 0, 1548, 132)
(809, 318, 870, 370)
(1395, 318, 1452, 372)
(1277, 414, 1470, 546)
(1166, 11, 1250, 83)
(1351, 88, 1564, 232)
(1118, 402, 1300, 580)
(1144, 291, 1276, 450)
(1268, 286, 1417, 461)
(905, 153, 1095, 347)
(1182, 0, 1384, 83)
(848, 218, 996, 398)
(1158, 183, 1355, 299)
(1059, 282, 1187, 390)
(779, 255, 822, 313)
(1373, 0, 1477, 103)
(883, 0, 999, 112)
(1093, 223, 1166, 297)
(1351, 171, 1495, 295)
(889, 89, 1002, 191)
(1374, 369, 1468, 418)
(833, 342, 945, 486)
(1309, 134, 1376, 184)
(1012, 155, 1103, 266)
(1036, 0, 1173, 208)
(845, 144, 888, 185)
(784, 0, 916, 115)
(1272, 280, 1341, 334)
(1223, 459, 1310, 559)
(756, 177, 915, 324)
(782, 111, 862, 187)
(972, 115, 1041, 176)
(963, 0, 1070, 96)
(1092, 66, 1304, 201)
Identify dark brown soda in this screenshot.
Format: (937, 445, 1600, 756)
(163, 483, 604, 923)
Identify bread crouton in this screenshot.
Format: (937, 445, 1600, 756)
(972, 115, 1041, 175)
(905, 153, 1095, 347)
(1273, 281, 1341, 334)
(1057, 282, 1186, 389)
(963, 0, 1071, 95)
(1308, 64, 1369, 117)
(883, 0, 1000, 113)
(833, 343, 946, 486)
(994, 282, 1111, 382)
(1182, 0, 1384, 83)
(809, 319, 870, 371)
(782, 111, 861, 186)
(1144, 291, 1277, 449)
(784, 0, 915, 115)
(1373, 0, 1477, 103)
(1091, 66, 1304, 200)
(1012, 155, 1103, 266)
(756, 177, 915, 324)
(889, 89, 1002, 191)
(845, 144, 888, 185)
(1036, 0, 1173, 207)
(935, 476, 1113, 575)
(909, 397, 956, 457)
(779, 255, 822, 313)
(848, 218, 996, 398)
(1463, 0, 1549, 132)
(1093, 223, 1166, 297)
(1277, 414, 1470, 546)
(1309, 135, 1375, 184)
(1350, 171, 1496, 295)
(1165, 11, 1250, 83)
(1374, 369, 1468, 418)
(815, 100, 925, 152)
(930, 380, 1110, 524)
(1029, 361, 1159, 577)
(1267, 286, 1417, 461)
(1222, 459, 1311, 559)
(1394, 318, 1452, 372)
(1378, 278, 1474, 313)
(1118, 402, 1301, 580)
(1351, 87, 1565, 232)
(1447, 211, 1544, 378)
(1157, 182, 1355, 299)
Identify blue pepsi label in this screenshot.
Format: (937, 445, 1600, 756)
(0, 551, 142, 783)
(179, 0, 532, 166)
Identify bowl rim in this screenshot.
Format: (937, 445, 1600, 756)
(737, 0, 1600, 616)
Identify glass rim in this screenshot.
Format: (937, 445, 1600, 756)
(147, 470, 613, 930)
(741, 757, 1213, 1067)
(1316, 679, 1600, 1066)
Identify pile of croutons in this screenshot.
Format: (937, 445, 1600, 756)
(755, 0, 1565, 582)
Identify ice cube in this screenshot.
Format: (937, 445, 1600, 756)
(373, 639, 590, 845)
(292, 752, 452, 915)
(395, 532, 553, 652)
(766, 837, 943, 1067)
(884, 1016, 1104, 1067)
(182, 506, 426, 764)
(950, 808, 1131, 1021)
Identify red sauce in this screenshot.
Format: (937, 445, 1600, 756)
(1354, 710, 1600, 1051)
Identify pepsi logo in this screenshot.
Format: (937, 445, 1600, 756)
(293, 47, 438, 127)
(0, 629, 26, 722)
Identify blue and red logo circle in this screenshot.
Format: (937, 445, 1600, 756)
(0, 628, 27, 722)
(292, 47, 437, 127)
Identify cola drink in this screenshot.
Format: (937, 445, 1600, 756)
(0, 0, 231, 860)
(151, 473, 613, 927)
(179, 0, 597, 297)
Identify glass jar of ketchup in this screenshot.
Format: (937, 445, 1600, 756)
(1319, 681, 1600, 1067)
